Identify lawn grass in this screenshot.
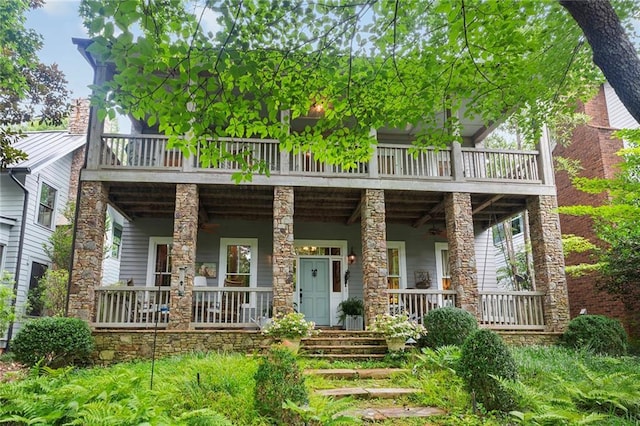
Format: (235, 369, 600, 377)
(0, 346, 638, 425)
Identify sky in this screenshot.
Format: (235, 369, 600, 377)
(26, 1, 92, 100)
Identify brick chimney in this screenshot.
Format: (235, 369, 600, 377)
(66, 98, 90, 207)
(68, 98, 90, 134)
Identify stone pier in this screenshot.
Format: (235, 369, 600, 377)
(361, 189, 388, 326)
(444, 192, 479, 317)
(168, 184, 198, 330)
(527, 195, 570, 331)
(272, 186, 295, 316)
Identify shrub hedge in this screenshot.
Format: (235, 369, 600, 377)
(560, 314, 627, 356)
(422, 307, 478, 348)
(11, 317, 94, 367)
(458, 329, 518, 412)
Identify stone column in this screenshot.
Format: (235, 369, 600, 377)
(444, 192, 479, 317)
(68, 181, 108, 321)
(527, 195, 570, 331)
(361, 189, 388, 326)
(168, 184, 198, 330)
(272, 186, 295, 316)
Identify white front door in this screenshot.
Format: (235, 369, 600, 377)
(299, 258, 331, 326)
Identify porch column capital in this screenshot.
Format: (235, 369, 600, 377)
(444, 192, 479, 317)
(527, 194, 570, 331)
(68, 180, 108, 322)
(361, 189, 388, 326)
(168, 183, 199, 330)
(272, 186, 295, 316)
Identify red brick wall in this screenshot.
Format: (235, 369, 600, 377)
(554, 86, 639, 340)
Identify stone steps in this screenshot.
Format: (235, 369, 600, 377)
(300, 330, 388, 360)
(306, 368, 445, 421)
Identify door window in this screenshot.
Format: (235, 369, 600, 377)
(147, 237, 172, 286)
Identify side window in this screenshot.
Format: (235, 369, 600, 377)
(112, 224, 123, 259)
(37, 182, 57, 228)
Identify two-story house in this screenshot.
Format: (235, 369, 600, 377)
(68, 38, 569, 354)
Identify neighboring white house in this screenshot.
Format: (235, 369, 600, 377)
(0, 100, 125, 348)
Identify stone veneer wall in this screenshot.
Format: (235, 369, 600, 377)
(168, 184, 198, 330)
(93, 330, 272, 364)
(272, 186, 295, 316)
(68, 98, 90, 134)
(68, 181, 108, 321)
(527, 195, 570, 332)
(361, 189, 388, 325)
(92, 330, 559, 364)
(498, 331, 561, 346)
(444, 192, 479, 317)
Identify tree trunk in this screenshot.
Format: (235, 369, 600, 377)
(560, 0, 640, 124)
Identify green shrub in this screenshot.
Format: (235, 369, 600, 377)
(11, 317, 94, 367)
(421, 307, 478, 348)
(458, 329, 518, 412)
(560, 314, 627, 356)
(254, 347, 308, 424)
(0, 272, 16, 337)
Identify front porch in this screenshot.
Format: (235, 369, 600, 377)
(94, 285, 546, 331)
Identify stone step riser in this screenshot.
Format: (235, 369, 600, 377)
(303, 339, 385, 347)
(301, 348, 387, 355)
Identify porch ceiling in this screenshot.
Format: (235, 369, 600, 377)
(106, 183, 527, 228)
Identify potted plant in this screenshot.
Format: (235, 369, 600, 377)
(338, 297, 364, 331)
(262, 312, 317, 353)
(369, 312, 426, 351)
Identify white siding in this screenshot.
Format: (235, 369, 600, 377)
(604, 83, 639, 130)
(475, 227, 498, 291)
(101, 206, 125, 285)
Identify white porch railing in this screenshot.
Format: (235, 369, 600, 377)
(479, 291, 545, 330)
(461, 148, 540, 182)
(387, 289, 457, 321)
(98, 134, 542, 183)
(192, 287, 273, 328)
(94, 286, 171, 328)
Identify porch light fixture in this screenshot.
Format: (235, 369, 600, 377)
(348, 248, 357, 265)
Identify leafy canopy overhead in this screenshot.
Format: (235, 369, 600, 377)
(79, 0, 634, 166)
(0, 0, 70, 168)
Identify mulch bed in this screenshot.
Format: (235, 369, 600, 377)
(0, 360, 27, 382)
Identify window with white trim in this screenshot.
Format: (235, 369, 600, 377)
(219, 238, 258, 288)
(37, 182, 57, 228)
(387, 241, 407, 290)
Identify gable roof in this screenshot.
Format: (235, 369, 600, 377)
(6, 131, 86, 173)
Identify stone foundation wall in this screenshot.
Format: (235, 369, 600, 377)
(93, 330, 272, 364)
(498, 331, 562, 347)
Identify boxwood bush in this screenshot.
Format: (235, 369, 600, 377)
(458, 329, 518, 412)
(254, 347, 308, 424)
(560, 314, 627, 356)
(11, 317, 94, 367)
(421, 307, 478, 348)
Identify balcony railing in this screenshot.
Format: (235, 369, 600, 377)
(479, 291, 545, 330)
(94, 286, 171, 328)
(461, 148, 539, 182)
(98, 134, 541, 183)
(387, 289, 457, 321)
